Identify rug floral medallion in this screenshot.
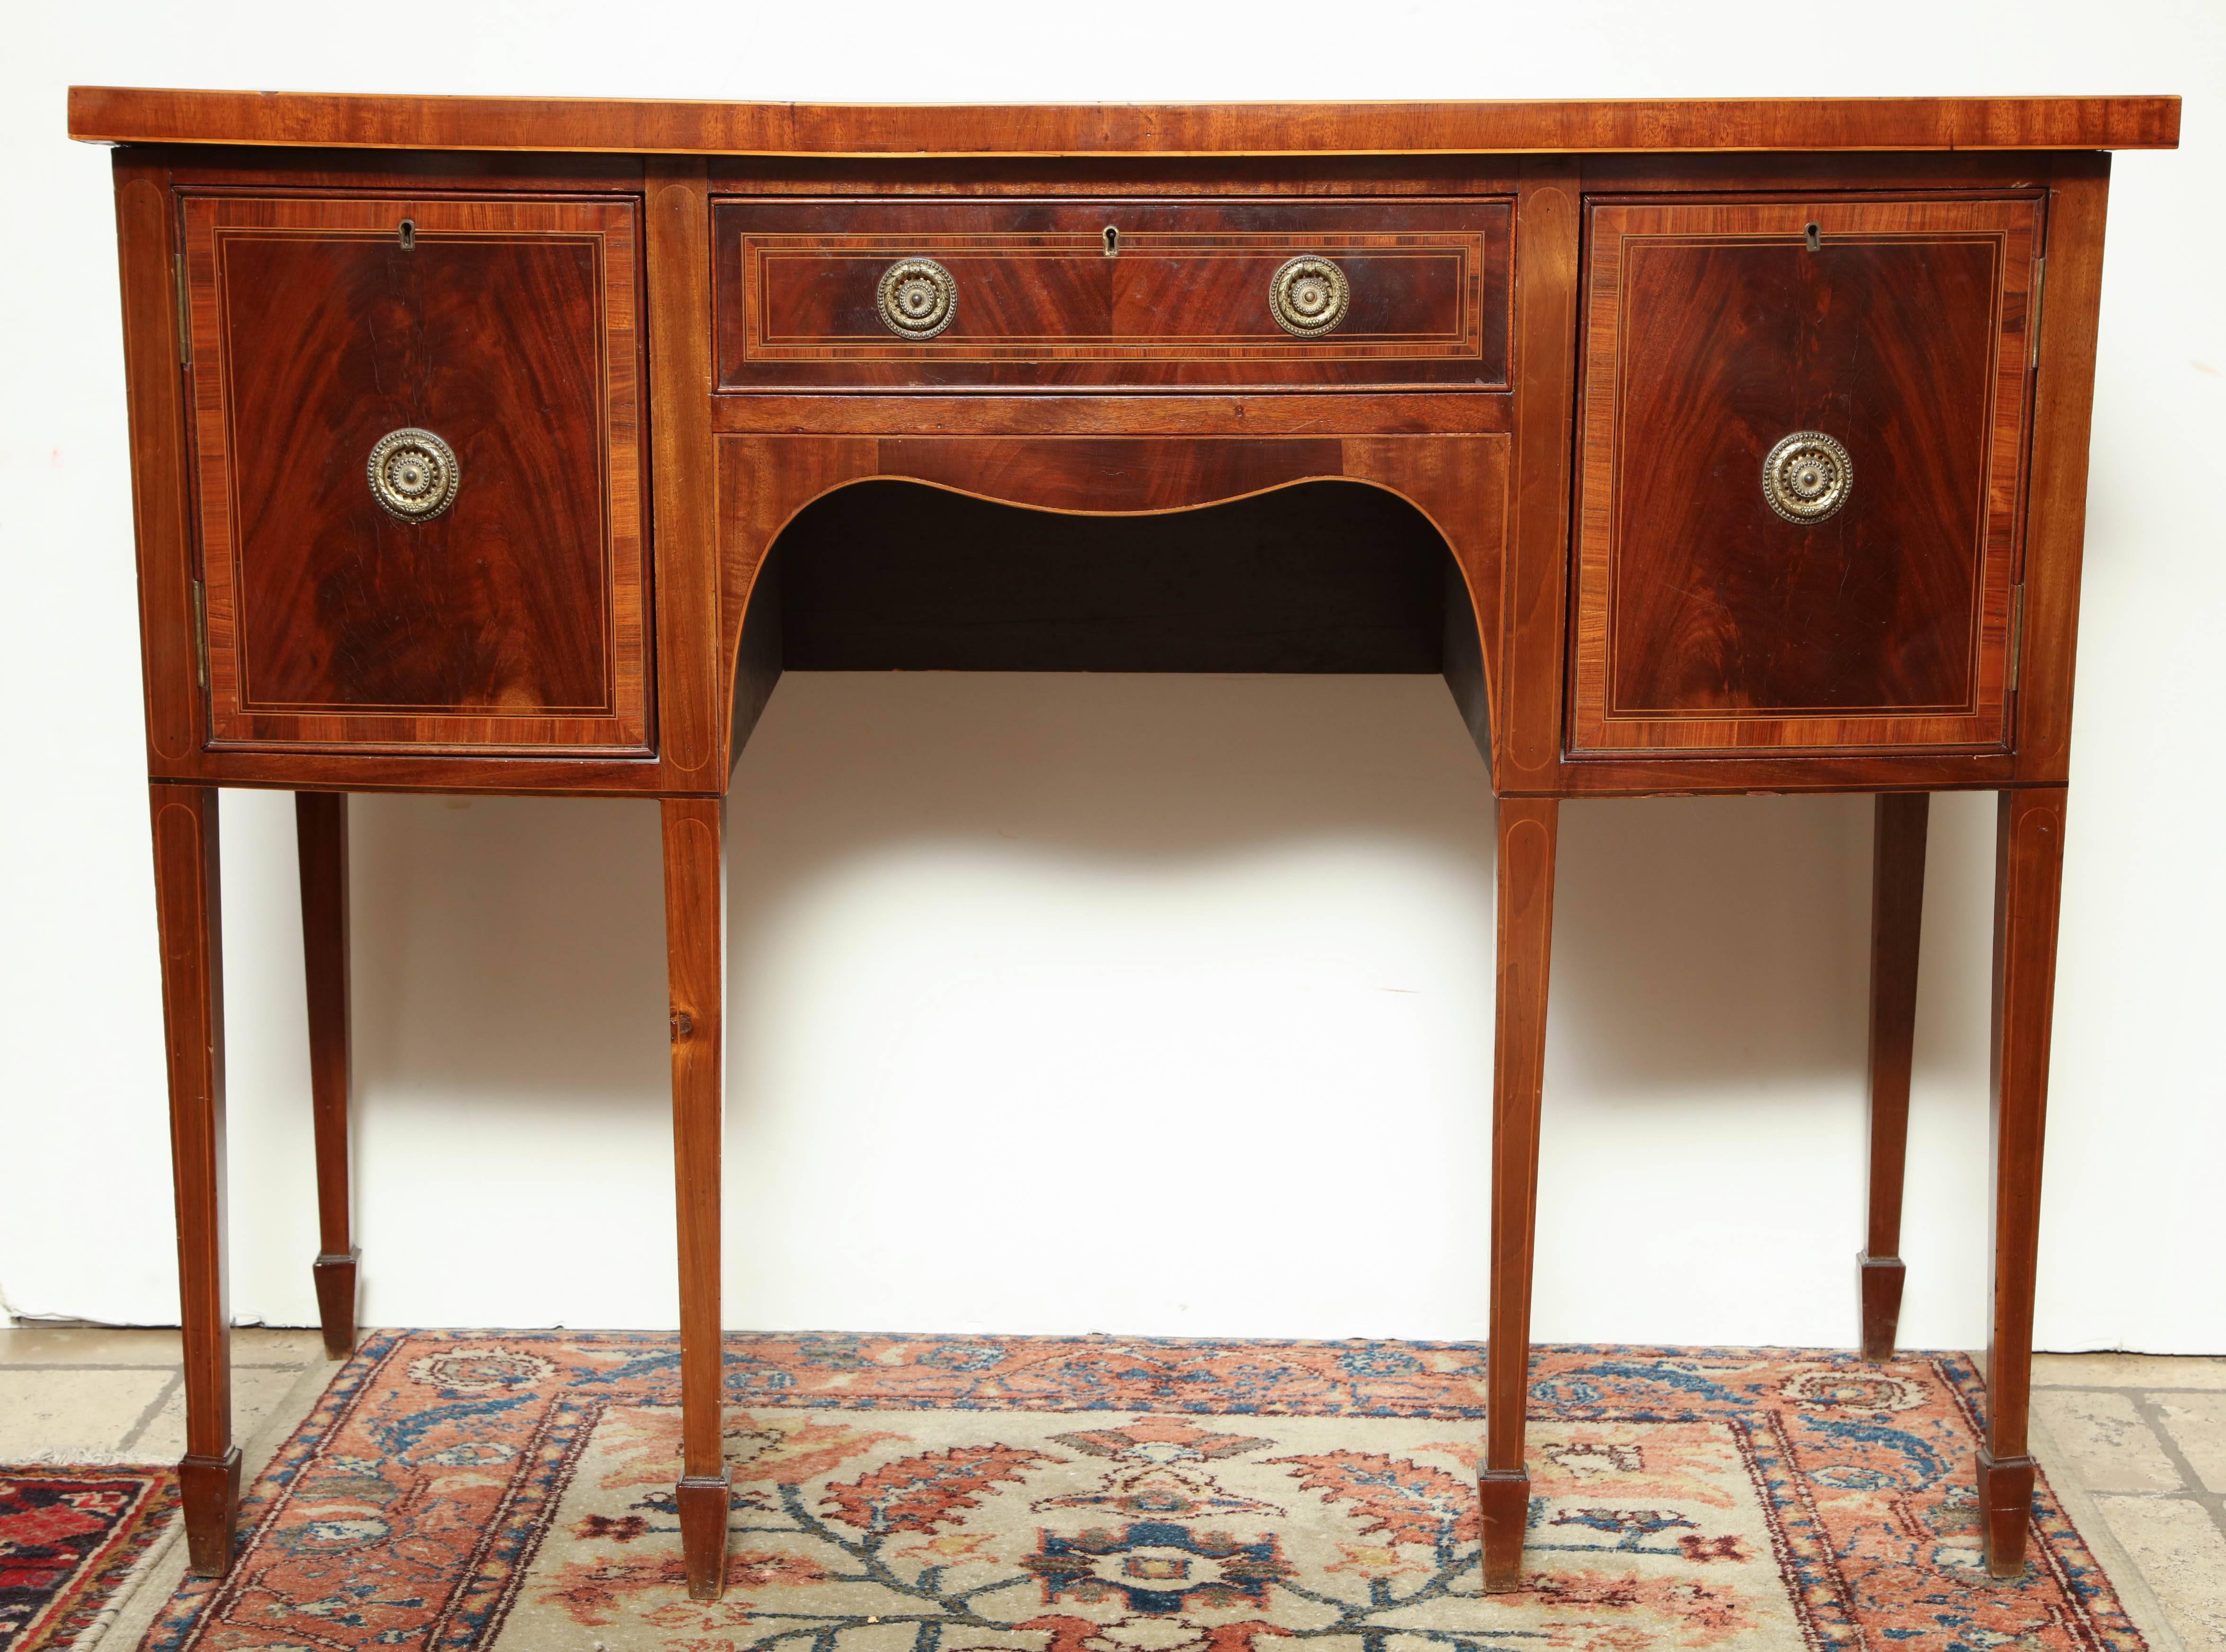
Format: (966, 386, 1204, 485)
(143, 1334, 2143, 1652)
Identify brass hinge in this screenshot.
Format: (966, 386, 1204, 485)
(2007, 583, 2026, 692)
(2028, 258, 2045, 370)
(189, 577, 208, 691)
(173, 254, 190, 365)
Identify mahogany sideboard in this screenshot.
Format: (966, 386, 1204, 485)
(69, 86, 2181, 1599)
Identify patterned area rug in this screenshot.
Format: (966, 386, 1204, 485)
(144, 1334, 2142, 1651)
(0, 1465, 176, 1651)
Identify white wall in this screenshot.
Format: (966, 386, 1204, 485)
(5, 0, 2221, 1353)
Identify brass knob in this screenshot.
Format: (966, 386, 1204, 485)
(1269, 255, 1350, 337)
(877, 258, 957, 339)
(367, 427, 460, 523)
(1761, 431, 1853, 523)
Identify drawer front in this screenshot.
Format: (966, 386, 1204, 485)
(1570, 195, 2040, 756)
(713, 199, 1511, 390)
(182, 193, 648, 753)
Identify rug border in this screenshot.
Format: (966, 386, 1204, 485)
(141, 1331, 407, 1652)
(1, 1463, 178, 1652)
(1937, 1356, 2139, 1652)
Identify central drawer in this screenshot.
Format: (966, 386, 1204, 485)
(712, 198, 1511, 391)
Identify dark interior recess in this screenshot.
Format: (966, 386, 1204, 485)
(771, 479, 1454, 673)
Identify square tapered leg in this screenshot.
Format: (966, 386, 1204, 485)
(1481, 798, 1556, 1593)
(1979, 787, 2067, 1578)
(1859, 793, 1928, 1360)
(663, 798, 729, 1599)
(297, 792, 359, 1359)
(151, 785, 238, 1577)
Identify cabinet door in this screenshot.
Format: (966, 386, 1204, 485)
(1570, 197, 2040, 756)
(182, 194, 648, 752)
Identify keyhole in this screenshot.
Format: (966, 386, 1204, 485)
(1804, 221, 1821, 253)
(1103, 225, 1120, 258)
(398, 218, 416, 251)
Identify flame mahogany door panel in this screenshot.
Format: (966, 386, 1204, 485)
(181, 193, 650, 753)
(712, 198, 1512, 391)
(1570, 196, 2041, 756)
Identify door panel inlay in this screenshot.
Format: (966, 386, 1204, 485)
(1570, 196, 2040, 756)
(183, 193, 649, 753)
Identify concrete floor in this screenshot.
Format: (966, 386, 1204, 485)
(2, 1330, 2221, 1651)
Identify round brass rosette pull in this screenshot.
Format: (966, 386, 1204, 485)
(1268, 254, 1351, 337)
(1761, 431, 1853, 524)
(367, 428, 461, 523)
(877, 257, 957, 340)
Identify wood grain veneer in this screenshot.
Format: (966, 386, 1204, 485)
(1498, 161, 1580, 792)
(1571, 195, 2040, 755)
(2014, 156, 2110, 786)
(115, 162, 201, 769)
(713, 198, 1510, 390)
(646, 160, 725, 792)
(69, 88, 2181, 156)
(181, 193, 649, 753)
